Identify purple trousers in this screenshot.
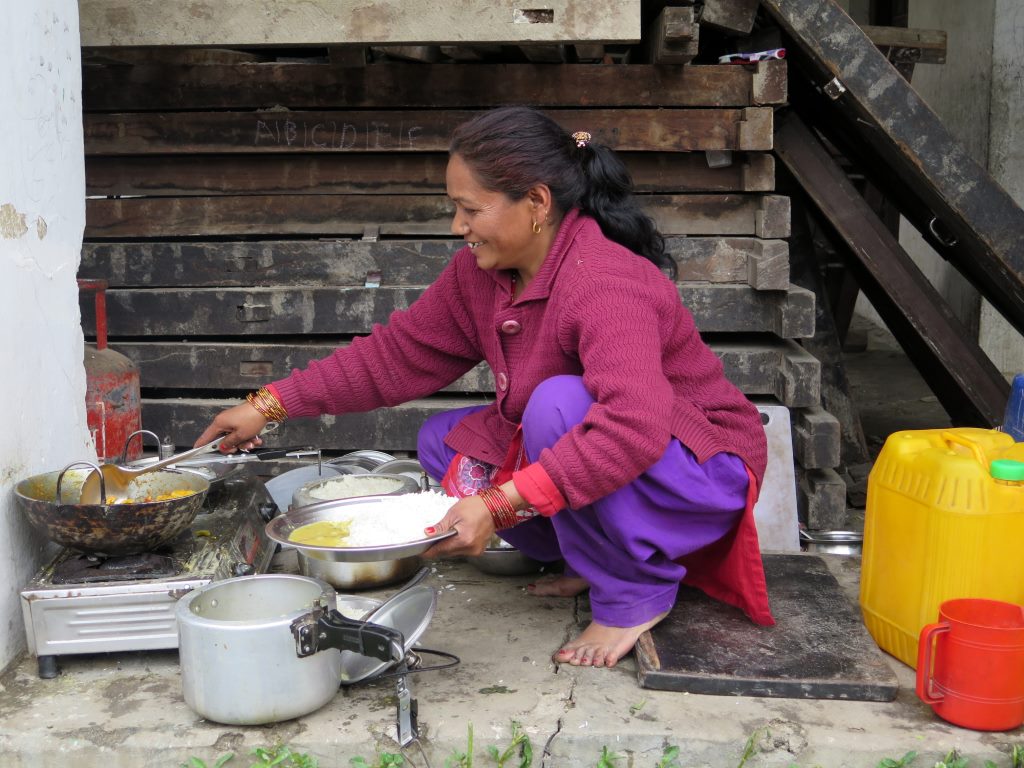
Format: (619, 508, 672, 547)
(417, 375, 748, 627)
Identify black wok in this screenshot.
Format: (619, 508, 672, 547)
(14, 464, 209, 556)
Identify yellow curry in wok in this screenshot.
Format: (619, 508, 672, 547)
(106, 489, 196, 504)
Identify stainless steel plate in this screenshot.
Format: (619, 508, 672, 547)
(265, 496, 456, 563)
(373, 459, 424, 479)
(330, 450, 396, 473)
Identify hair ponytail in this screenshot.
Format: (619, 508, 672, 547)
(576, 144, 673, 278)
(450, 107, 676, 279)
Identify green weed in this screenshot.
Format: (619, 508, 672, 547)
(445, 722, 475, 768)
(656, 744, 682, 768)
(485, 720, 533, 768)
(594, 745, 623, 768)
(349, 753, 404, 768)
(249, 745, 319, 768)
(180, 757, 234, 768)
(181, 745, 317, 768)
(877, 751, 917, 768)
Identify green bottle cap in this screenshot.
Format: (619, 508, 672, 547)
(991, 459, 1024, 481)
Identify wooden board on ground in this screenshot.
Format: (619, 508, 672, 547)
(636, 554, 898, 700)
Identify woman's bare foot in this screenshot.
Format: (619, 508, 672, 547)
(553, 613, 669, 669)
(526, 574, 588, 598)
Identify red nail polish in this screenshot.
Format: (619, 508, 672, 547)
(425, 526, 436, 535)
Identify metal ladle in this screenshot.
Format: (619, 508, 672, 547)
(79, 435, 228, 505)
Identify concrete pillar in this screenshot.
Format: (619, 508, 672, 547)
(854, 0, 1024, 379)
(0, 1, 92, 670)
(980, 0, 1024, 376)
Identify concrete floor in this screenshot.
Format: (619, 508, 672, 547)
(1, 551, 1021, 768)
(2, 348, 1019, 767)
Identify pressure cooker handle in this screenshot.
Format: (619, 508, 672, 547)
(292, 610, 405, 664)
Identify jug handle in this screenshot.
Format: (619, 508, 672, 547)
(916, 621, 950, 704)
(940, 431, 988, 467)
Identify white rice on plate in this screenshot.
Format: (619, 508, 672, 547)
(336, 490, 456, 547)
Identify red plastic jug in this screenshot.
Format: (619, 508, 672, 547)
(916, 598, 1024, 731)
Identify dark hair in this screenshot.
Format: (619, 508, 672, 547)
(449, 106, 674, 279)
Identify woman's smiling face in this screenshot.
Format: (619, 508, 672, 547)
(446, 153, 546, 275)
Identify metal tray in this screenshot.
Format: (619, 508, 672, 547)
(265, 495, 456, 563)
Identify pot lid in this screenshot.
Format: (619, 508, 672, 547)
(339, 584, 436, 685)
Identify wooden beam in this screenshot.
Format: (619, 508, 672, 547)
(85, 152, 774, 197)
(83, 108, 775, 155)
(140, 396, 491, 453)
(81, 62, 787, 111)
(102, 337, 822, 406)
(80, 283, 815, 338)
(85, 193, 789, 239)
(369, 46, 442, 63)
(647, 6, 699, 65)
(700, 0, 761, 35)
(79, 0, 642, 48)
(773, 112, 1009, 427)
(860, 25, 947, 65)
(519, 45, 568, 63)
(80, 236, 788, 291)
(762, 0, 1024, 339)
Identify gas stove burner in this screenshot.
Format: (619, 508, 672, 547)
(21, 470, 279, 679)
(51, 552, 179, 584)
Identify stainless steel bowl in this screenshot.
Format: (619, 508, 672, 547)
(265, 495, 456, 590)
(297, 551, 423, 591)
(467, 535, 548, 576)
(467, 548, 547, 576)
(800, 529, 863, 556)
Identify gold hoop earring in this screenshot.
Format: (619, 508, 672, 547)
(532, 220, 542, 235)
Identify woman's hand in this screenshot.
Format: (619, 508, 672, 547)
(193, 402, 268, 453)
(421, 494, 496, 559)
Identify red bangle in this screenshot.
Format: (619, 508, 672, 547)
(477, 486, 519, 530)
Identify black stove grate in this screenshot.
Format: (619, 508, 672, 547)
(50, 552, 180, 584)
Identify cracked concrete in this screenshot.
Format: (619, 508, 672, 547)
(0, 555, 1020, 767)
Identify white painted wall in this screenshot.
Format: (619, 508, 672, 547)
(0, 1, 92, 671)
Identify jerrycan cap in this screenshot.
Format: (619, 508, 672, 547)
(990, 459, 1024, 481)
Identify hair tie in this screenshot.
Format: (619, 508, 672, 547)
(571, 131, 592, 148)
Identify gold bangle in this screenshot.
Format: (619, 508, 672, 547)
(246, 387, 288, 422)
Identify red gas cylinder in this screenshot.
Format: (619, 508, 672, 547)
(79, 279, 142, 462)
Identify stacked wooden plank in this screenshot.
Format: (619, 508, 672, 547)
(77, 5, 848, 528)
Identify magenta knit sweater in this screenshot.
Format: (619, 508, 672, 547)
(271, 209, 767, 510)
